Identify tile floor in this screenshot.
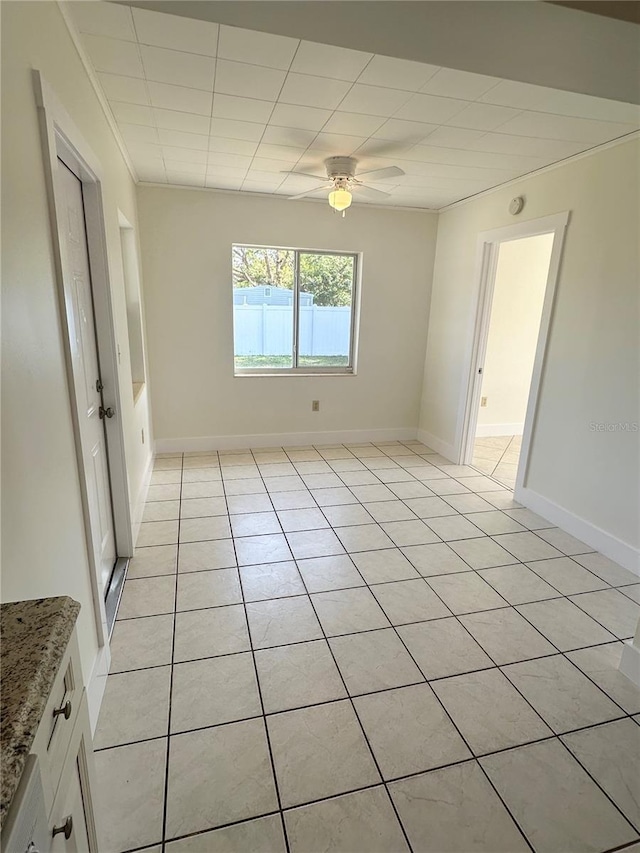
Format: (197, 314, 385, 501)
(472, 435, 521, 488)
(94, 440, 640, 853)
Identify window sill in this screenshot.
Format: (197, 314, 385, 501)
(234, 369, 355, 378)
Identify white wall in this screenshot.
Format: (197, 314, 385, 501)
(420, 138, 640, 556)
(477, 234, 554, 434)
(1, 1, 153, 682)
(137, 187, 437, 446)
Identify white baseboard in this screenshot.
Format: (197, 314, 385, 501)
(515, 485, 640, 576)
(620, 640, 640, 688)
(416, 429, 457, 463)
(155, 427, 417, 454)
(131, 450, 154, 548)
(475, 423, 524, 437)
(87, 641, 111, 735)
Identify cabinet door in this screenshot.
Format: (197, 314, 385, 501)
(50, 754, 90, 853)
(49, 696, 98, 853)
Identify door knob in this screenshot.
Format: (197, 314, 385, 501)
(99, 406, 115, 419)
(52, 815, 73, 840)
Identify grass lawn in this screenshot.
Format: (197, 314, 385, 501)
(235, 355, 348, 369)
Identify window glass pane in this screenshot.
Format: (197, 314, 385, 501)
(232, 246, 295, 369)
(298, 252, 355, 368)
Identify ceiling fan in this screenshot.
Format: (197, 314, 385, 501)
(282, 156, 405, 216)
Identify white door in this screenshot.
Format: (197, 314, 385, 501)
(56, 159, 117, 593)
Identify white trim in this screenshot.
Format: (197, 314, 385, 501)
(515, 485, 640, 577)
(439, 130, 640, 214)
(619, 641, 640, 689)
(156, 427, 417, 454)
(458, 212, 570, 500)
(475, 423, 524, 437)
(57, 1, 138, 183)
(137, 181, 438, 214)
(132, 449, 155, 546)
(416, 429, 456, 462)
(86, 641, 111, 735)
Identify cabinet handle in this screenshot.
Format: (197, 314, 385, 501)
(53, 700, 72, 720)
(52, 815, 73, 840)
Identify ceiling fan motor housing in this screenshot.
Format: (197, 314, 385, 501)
(325, 156, 357, 181)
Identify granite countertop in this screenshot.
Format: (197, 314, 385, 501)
(1, 596, 80, 828)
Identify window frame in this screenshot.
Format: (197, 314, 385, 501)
(232, 244, 360, 377)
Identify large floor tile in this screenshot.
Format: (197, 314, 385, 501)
(380, 519, 440, 547)
(286, 528, 345, 559)
(570, 588, 640, 639)
(117, 575, 175, 619)
(226, 493, 274, 514)
(516, 597, 617, 650)
(350, 548, 420, 584)
(478, 563, 559, 604)
(398, 617, 493, 680)
(176, 567, 242, 610)
(128, 544, 177, 578)
(94, 738, 166, 853)
(179, 496, 227, 518)
(566, 643, 640, 713)
(426, 572, 507, 614)
(296, 554, 365, 592)
(174, 605, 250, 661)
(389, 761, 528, 853)
(147, 483, 181, 502)
(269, 490, 316, 511)
(459, 607, 556, 665)
(166, 815, 286, 853)
(235, 533, 293, 566)
(448, 537, 516, 569)
(230, 511, 282, 537)
(321, 503, 375, 527)
(433, 667, 552, 754)
(424, 515, 485, 541)
(371, 578, 451, 625)
(403, 495, 456, 517)
(535, 527, 594, 556)
(462, 510, 525, 535)
(143, 499, 180, 521)
(284, 786, 409, 853)
(310, 486, 357, 506)
(335, 523, 395, 553)
(240, 561, 306, 601)
(94, 666, 171, 749)
(182, 480, 225, 499)
(481, 739, 637, 852)
(170, 652, 261, 732)
(329, 628, 424, 695)
(354, 683, 471, 779)
(573, 553, 639, 587)
(503, 654, 622, 733)
(277, 507, 329, 532)
(178, 539, 236, 572)
(255, 639, 347, 713)
(562, 719, 640, 830)
(179, 515, 231, 543)
(362, 500, 417, 523)
(503, 507, 553, 529)
(492, 531, 563, 562)
(401, 542, 471, 576)
(267, 700, 380, 808)
(311, 587, 390, 636)
(246, 596, 323, 648)
(166, 718, 278, 838)
(109, 614, 173, 672)
(525, 556, 609, 595)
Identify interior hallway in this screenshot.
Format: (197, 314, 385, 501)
(93, 441, 640, 853)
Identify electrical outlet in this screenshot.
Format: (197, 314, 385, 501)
(480, 397, 488, 407)
(312, 400, 320, 412)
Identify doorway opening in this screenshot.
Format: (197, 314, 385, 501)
(460, 212, 569, 493)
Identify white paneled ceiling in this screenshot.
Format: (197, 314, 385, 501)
(68, 1, 640, 209)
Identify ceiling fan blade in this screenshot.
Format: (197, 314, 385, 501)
(281, 170, 327, 180)
(352, 184, 392, 200)
(288, 185, 331, 200)
(356, 165, 405, 181)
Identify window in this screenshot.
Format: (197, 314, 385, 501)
(232, 245, 358, 374)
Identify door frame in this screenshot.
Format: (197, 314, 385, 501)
(34, 71, 133, 648)
(458, 211, 570, 492)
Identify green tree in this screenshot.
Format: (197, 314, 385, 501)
(232, 246, 293, 289)
(299, 253, 353, 306)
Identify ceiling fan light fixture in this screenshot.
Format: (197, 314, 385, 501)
(328, 187, 352, 214)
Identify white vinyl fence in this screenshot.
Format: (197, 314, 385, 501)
(234, 304, 351, 356)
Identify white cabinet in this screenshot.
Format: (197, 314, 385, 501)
(30, 629, 98, 852)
